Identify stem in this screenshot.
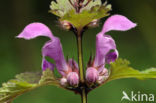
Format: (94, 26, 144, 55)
(81, 89, 87, 103)
(77, 35, 84, 82)
(76, 30, 87, 103)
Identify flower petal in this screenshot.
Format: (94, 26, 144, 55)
(42, 58, 55, 71)
(102, 15, 137, 34)
(105, 49, 118, 64)
(17, 23, 53, 40)
(42, 37, 68, 76)
(94, 33, 116, 68)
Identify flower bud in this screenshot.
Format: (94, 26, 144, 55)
(88, 19, 99, 28)
(86, 67, 99, 83)
(60, 20, 72, 30)
(60, 77, 67, 86)
(67, 72, 79, 86)
(97, 68, 109, 84)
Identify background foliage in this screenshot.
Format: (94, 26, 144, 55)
(0, 0, 156, 103)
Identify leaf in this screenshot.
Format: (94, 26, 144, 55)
(50, 0, 102, 17)
(107, 58, 156, 82)
(16, 72, 41, 84)
(0, 72, 40, 103)
(50, 0, 74, 17)
(61, 4, 111, 29)
(50, 0, 111, 29)
(0, 69, 60, 103)
(81, 0, 101, 11)
(39, 69, 60, 86)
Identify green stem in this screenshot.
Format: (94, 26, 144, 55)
(81, 88, 87, 103)
(76, 31, 87, 103)
(77, 35, 85, 82)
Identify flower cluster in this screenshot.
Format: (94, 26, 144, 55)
(17, 15, 136, 88)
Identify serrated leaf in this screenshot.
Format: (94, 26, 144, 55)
(16, 72, 41, 84)
(39, 69, 60, 86)
(50, 0, 74, 17)
(50, 0, 102, 17)
(61, 4, 111, 29)
(0, 69, 60, 103)
(107, 58, 156, 82)
(50, 0, 111, 29)
(81, 0, 101, 11)
(0, 72, 40, 103)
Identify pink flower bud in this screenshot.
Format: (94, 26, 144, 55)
(86, 67, 99, 83)
(60, 77, 67, 86)
(67, 72, 79, 86)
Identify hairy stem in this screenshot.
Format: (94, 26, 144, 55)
(76, 30, 87, 103)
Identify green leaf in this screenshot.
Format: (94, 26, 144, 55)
(50, 0, 74, 17)
(50, 0, 102, 17)
(0, 72, 40, 103)
(16, 72, 41, 84)
(50, 0, 111, 29)
(81, 0, 101, 11)
(39, 69, 60, 86)
(0, 69, 60, 103)
(107, 59, 156, 83)
(61, 4, 111, 29)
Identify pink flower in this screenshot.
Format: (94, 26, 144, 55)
(86, 15, 137, 84)
(17, 23, 79, 86)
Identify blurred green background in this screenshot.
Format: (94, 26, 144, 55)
(0, 0, 156, 103)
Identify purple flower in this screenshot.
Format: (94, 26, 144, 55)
(17, 14, 136, 86)
(86, 15, 137, 83)
(17, 23, 79, 86)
